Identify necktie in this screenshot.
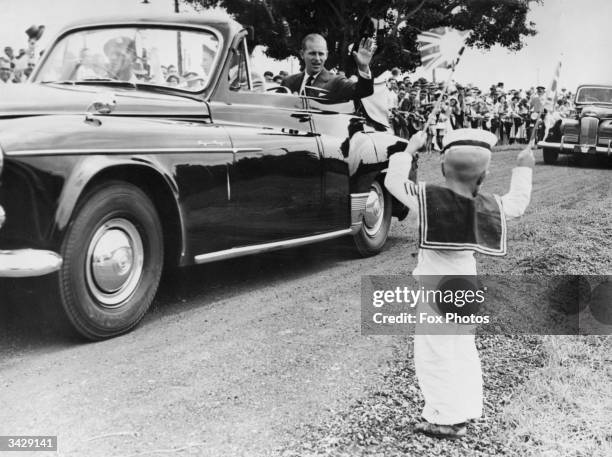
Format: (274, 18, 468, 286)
(304, 74, 315, 96)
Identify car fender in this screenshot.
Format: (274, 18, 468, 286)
(0, 115, 212, 264)
(56, 155, 180, 224)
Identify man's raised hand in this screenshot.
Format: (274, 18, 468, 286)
(352, 37, 377, 72)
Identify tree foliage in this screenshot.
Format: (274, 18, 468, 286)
(182, 0, 540, 76)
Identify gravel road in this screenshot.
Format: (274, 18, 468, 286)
(0, 147, 610, 457)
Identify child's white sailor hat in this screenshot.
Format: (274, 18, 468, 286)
(442, 128, 497, 154)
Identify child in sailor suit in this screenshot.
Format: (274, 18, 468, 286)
(384, 129, 534, 439)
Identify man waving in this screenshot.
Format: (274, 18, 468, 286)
(282, 33, 376, 102)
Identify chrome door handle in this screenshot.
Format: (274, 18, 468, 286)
(291, 113, 312, 122)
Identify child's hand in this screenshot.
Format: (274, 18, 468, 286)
(516, 146, 535, 168)
(408, 131, 427, 154)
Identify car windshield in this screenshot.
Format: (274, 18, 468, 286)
(575, 87, 612, 105)
(34, 26, 221, 92)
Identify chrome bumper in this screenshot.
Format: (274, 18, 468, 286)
(0, 249, 63, 277)
(350, 192, 368, 234)
(539, 141, 612, 155)
(0, 205, 62, 277)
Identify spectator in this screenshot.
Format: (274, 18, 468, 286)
(495, 94, 511, 144)
(529, 86, 546, 112)
(166, 74, 180, 87)
(385, 78, 399, 107)
(557, 99, 571, 118)
(448, 96, 463, 129)
(397, 89, 406, 106)
(0, 57, 12, 83)
(23, 60, 36, 79)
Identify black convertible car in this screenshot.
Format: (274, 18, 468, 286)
(0, 13, 411, 339)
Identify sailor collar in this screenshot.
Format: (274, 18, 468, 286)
(409, 182, 507, 256)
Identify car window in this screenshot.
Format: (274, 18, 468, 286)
(228, 37, 264, 93)
(35, 26, 221, 92)
(575, 87, 612, 104)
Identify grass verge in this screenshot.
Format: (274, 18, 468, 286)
(501, 335, 612, 457)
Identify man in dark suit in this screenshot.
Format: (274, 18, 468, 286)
(282, 33, 376, 102)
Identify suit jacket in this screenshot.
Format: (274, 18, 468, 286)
(282, 68, 374, 103)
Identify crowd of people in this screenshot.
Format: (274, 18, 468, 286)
(1, 25, 45, 84)
(0, 47, 40, 84)
(383, 68, 574, 150)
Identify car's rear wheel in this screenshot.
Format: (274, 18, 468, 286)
(543, 148, 558, 165)
(59, 182, 163, 340)
(353, 180, 392, 257)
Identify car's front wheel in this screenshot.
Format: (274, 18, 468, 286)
(353, 180, 392, 257)
(543, 148, 558, 165)
(59, 182, 163, 340)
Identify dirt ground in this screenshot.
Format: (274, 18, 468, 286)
(0, 147, 610, 457)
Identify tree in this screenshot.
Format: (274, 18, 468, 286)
(183, 0, 540, 76)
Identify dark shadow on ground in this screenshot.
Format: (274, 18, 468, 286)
(0, 236, 402, 352)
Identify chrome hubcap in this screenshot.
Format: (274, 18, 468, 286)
(86, 219, 144, 308)
(363, 182, 385, 237)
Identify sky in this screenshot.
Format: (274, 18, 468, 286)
(1, 0, 610, 90)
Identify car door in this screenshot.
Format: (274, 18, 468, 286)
(210, 36, 328, 246)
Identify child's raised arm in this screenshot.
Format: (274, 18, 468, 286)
(384, 132, 426, 213)
(501, 145, 535, 219)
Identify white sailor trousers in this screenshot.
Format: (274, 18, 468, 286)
(414, 298, 483, 425)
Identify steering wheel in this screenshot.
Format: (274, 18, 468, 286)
(267, 86, 291, 94)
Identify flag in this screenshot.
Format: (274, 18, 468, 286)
(417, 27, 467, 70)
(545, 61, 562, 111)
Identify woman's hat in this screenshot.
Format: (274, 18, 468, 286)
(25, 25, 45, 41)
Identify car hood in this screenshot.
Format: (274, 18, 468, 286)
(0, 83, 206, 118)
